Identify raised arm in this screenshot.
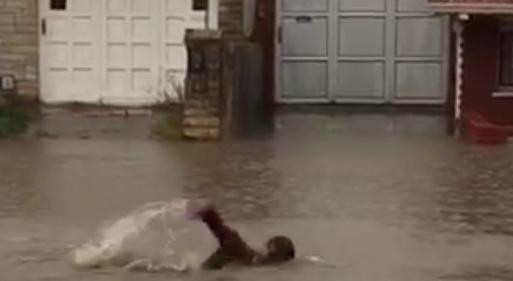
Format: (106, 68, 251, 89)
(198, 207, 236, 246)
(186, 200, 258, 265)
(186, 200, 238, 246)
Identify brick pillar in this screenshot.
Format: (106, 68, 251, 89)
(183, 30, 224, 140)
(0, 0, 39, 100)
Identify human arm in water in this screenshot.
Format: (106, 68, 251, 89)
(187, 201, 259, 269)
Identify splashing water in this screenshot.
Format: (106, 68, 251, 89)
(72, 200, 214, 272)
(304, 255, 341, 269)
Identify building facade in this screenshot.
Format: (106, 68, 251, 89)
(0, 0, 450, 107)
(0, 0, 243, 105)
(428, 0, 513, 142)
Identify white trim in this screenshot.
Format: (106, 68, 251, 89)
(458, 13, 469, 21)
(208, 0, 219, 30)
(38, 0, 45, 101)
(493, 91, 513, 98)
(454, 19, 464, 120)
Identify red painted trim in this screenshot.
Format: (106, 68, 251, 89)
(461, 15, 513, 129)
(427, 3, 513, 14)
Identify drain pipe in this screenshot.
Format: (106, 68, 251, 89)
(453, 13, 468, 123)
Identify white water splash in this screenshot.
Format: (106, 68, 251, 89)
(304, 255, 342, 269)
(72, 200, 214, 272)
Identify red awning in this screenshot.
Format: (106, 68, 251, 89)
(427, 0, 513, 14)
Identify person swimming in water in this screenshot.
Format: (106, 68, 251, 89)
(187, 200, 296, 270)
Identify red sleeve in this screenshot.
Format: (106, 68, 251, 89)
(199, 208, 258, 263)
(200, 208, 233, 246)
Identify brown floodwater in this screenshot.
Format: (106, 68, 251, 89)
(1, 112, 513, 281)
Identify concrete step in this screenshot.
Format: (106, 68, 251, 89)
(462, 112, 508, 144)
(183, 116, 221, 127)
(183, 127, 220, 140)
(184, 108, 219, 117)
(184, 100, 217, 108)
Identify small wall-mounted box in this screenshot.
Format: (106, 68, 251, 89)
(0, 75, 16, 94)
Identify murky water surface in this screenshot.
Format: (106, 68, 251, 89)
(1, 113, 513, 281)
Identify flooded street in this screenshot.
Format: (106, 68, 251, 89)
(1, 112, 513, 281)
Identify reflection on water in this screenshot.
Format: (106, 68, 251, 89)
(1, 113, 513, 281)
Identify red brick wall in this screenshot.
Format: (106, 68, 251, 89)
(462, 15, 513, 125)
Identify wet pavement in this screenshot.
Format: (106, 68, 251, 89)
(1, 110, 513, 281)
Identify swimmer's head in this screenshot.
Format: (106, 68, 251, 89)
(261, 236, 295, 264)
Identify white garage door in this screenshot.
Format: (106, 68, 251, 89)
(40, 0, 217, 106)
(276, 0, 449, 104)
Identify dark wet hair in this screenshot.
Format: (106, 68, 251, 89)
(262, 236, 295, 264)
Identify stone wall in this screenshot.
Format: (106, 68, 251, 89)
(183, 30, 223, 140)
(0, 0, 38, 99)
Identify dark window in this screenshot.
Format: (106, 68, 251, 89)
(193, 0, 208, 11)
(50, 0, 67, 10)
(500, 30, 513, 86)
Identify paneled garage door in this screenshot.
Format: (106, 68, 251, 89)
(40, 0, 217, 105)
(277, 0, 449, 104)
